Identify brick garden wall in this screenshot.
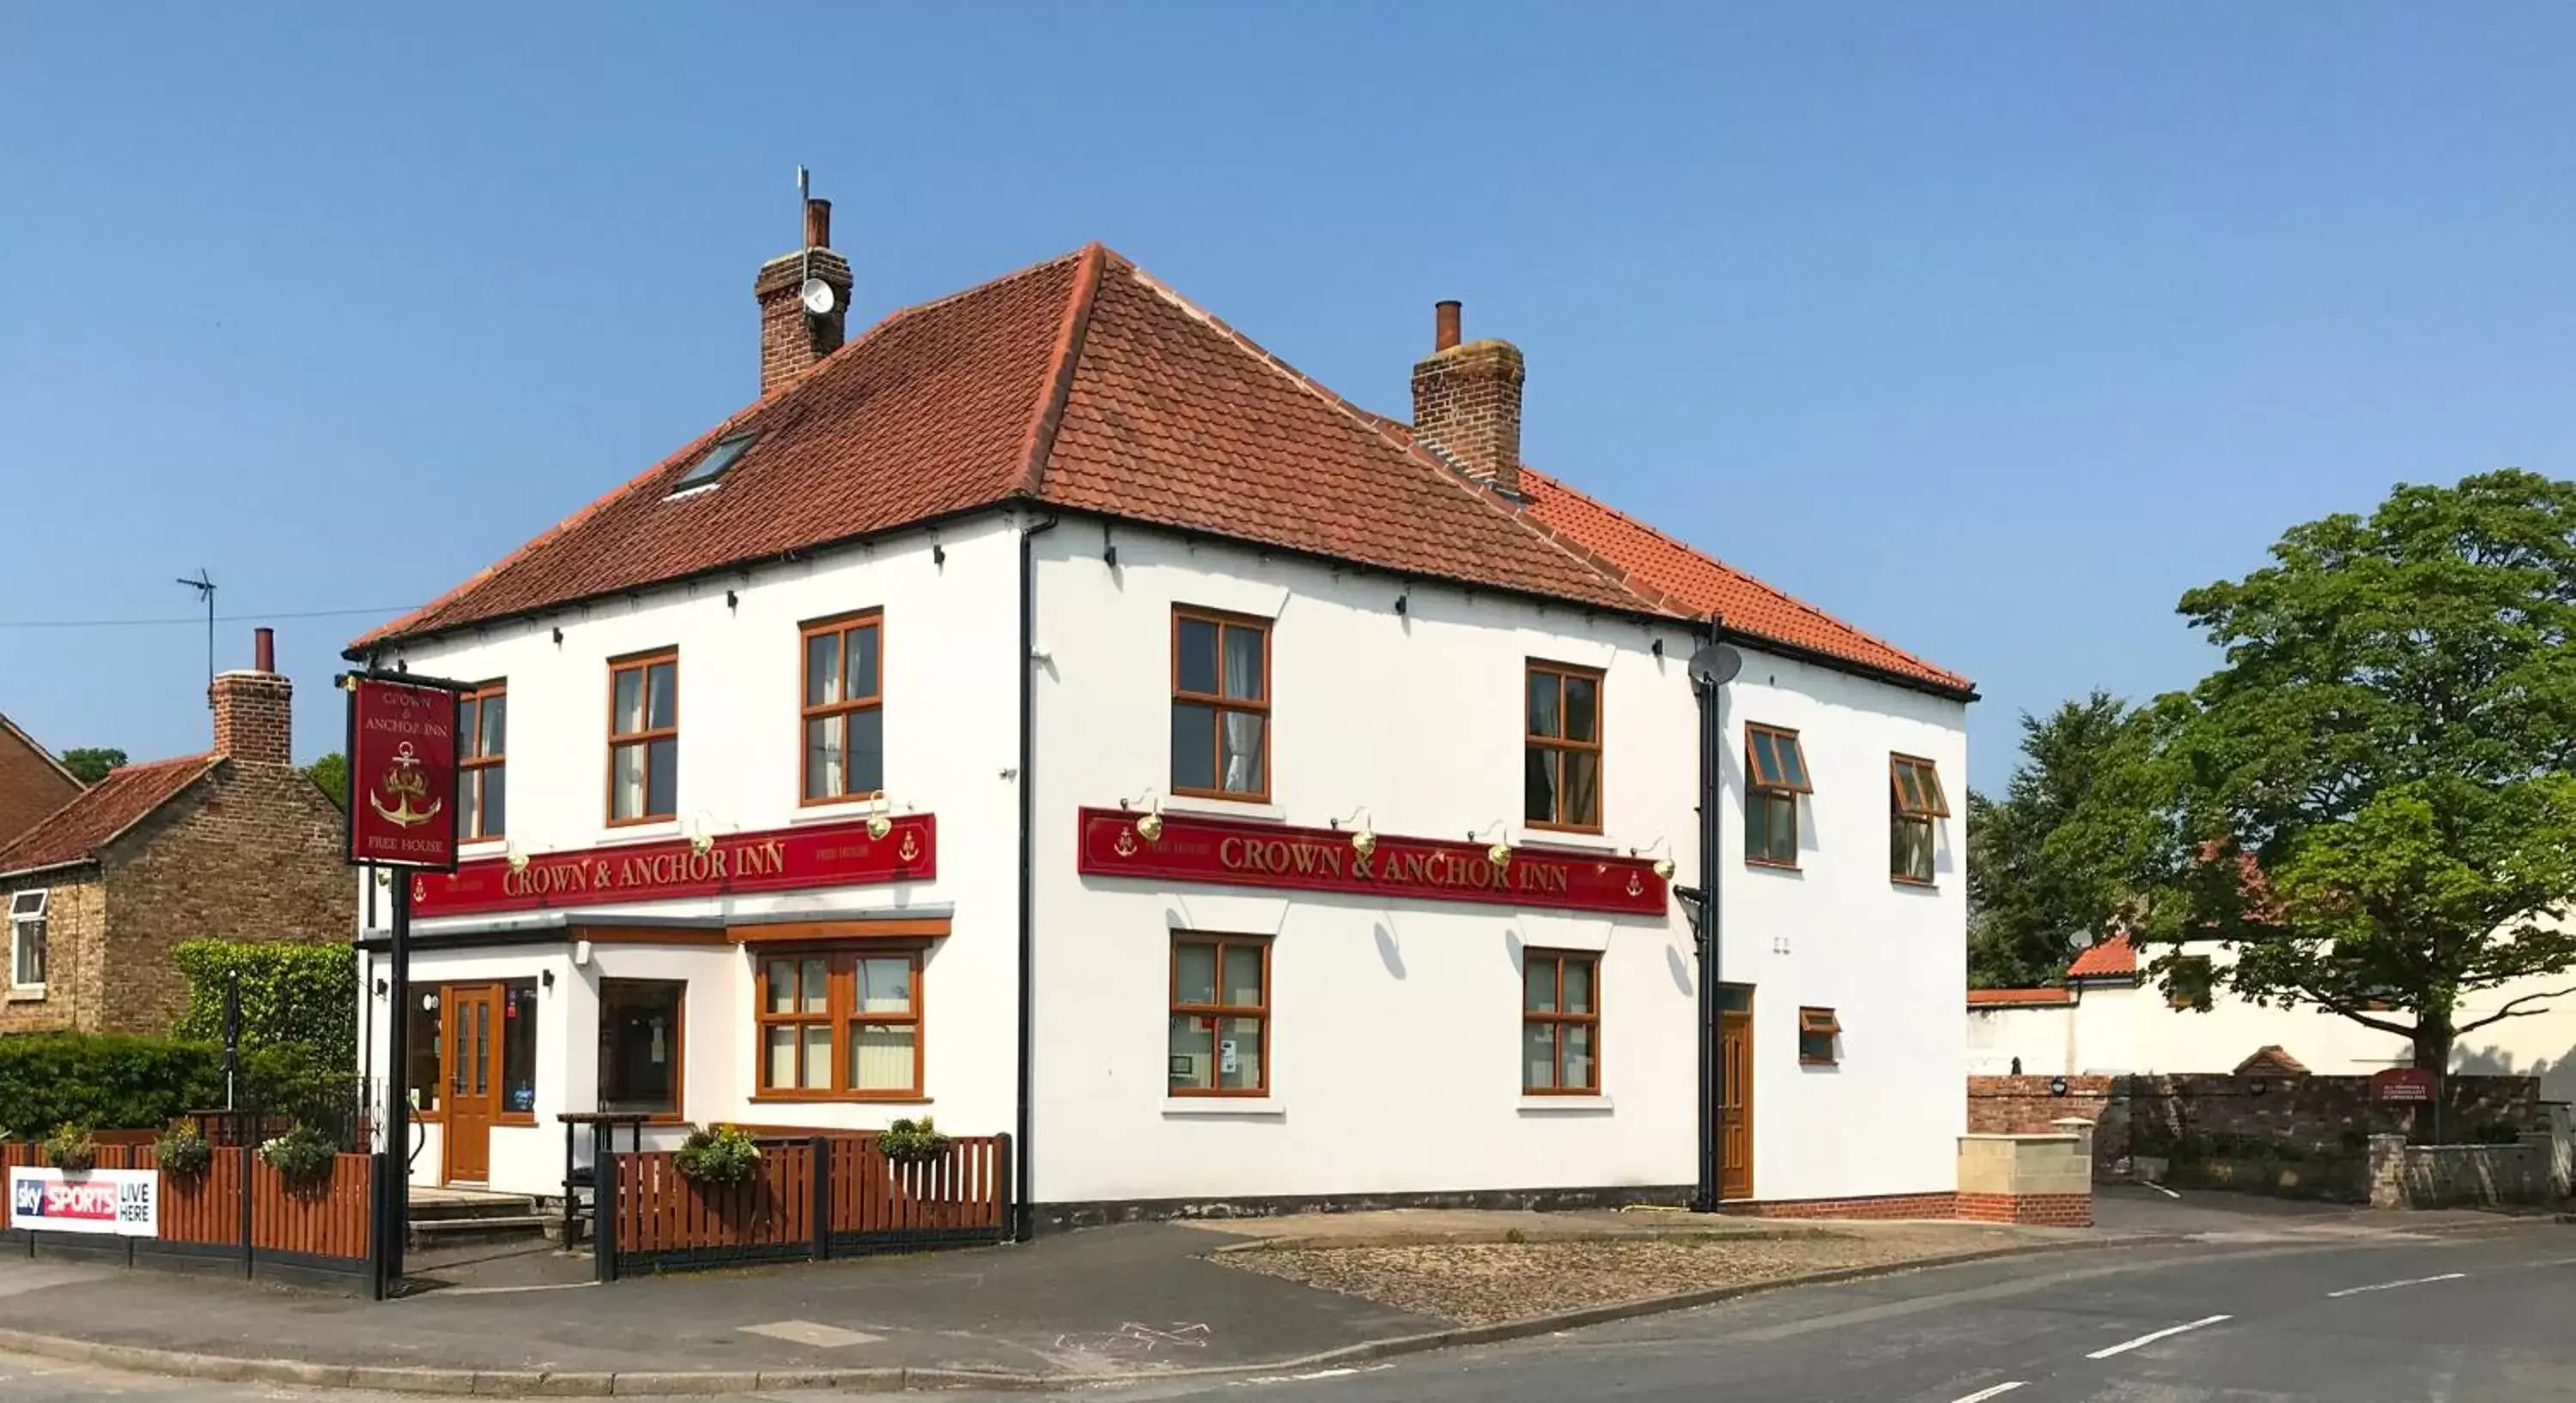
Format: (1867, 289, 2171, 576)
(1969, 1072, 2548, 1181)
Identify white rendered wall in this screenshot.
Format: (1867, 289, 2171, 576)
(1027, 523, 1970, 1207)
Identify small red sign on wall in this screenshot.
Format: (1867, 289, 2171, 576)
(2370, 1066, 2438, 1104)
(345, 676, 462, 872)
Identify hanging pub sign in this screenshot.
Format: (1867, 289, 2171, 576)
(1076, 807, 1668, 917)
(343, 674, 464, 872)
(410, 815, 936, 918)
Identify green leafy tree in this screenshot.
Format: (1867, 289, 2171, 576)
(58, 747, 126, 785)
(2078, 471, 2576, 1071)
(1967, 691, 2139, 987)
(305, 752, 346, 810)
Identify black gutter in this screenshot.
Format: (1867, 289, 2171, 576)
(1014, 513, 1059, 1241)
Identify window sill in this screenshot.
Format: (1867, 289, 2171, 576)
(1890, 876, 1939, 891)
(1745, 856, 1802, 873)
(497, 1115, 540, 1128)
(1160, 795, 1286, 822)
(1517, 1095, 1612, 1113)
(1513, 829, 1619, 853)
(599, 822, 683, 843)
(750, 1093, 932, 1104)
(1162, 1097, 1285, 1118)
(4, 986, 44, 1004)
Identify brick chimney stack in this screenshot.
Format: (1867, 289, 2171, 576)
(211, 628, 293, 767)
(1410, 301, 1524, 495)
(755, 197, 854, 398)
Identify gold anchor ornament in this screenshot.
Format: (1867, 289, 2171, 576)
(368, 741, 445, 829)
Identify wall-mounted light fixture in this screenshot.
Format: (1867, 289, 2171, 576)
(1631, 835, 1678, 880)
(726, 589, 739, 611)
(933, 543, 947, 568)
(1394, 591, 1409, 616)
(541, 969, 556, 991)
(1471, 819, 1511, 869)
(1329, 805, 1376, 857)
(506, 841, 530, 874)
(373, 977, 388, 999)
(552, 627, 564, 646)
(1120, 786, 1165, 842)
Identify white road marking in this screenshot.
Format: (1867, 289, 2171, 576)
(2087, 1314, 2232, 1359)
(2327, 1272, 2468, 1298)
(1948, 1383, 2026, 1403)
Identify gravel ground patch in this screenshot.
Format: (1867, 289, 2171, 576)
(1212, 1231, 1979, 1326)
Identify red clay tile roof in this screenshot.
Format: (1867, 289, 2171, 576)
(0, 754, 214, 878)
(2233, 1045, 2310, 1077)
(356, 241, 1958, 699)
(2067, 932, 2139, 979)
(1967, 987, 2076, 1008)
(1516, 471, 1972, 695)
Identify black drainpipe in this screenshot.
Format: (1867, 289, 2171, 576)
(1690, 614, 1725, 1212)
(1014, 513, 1059, 1241)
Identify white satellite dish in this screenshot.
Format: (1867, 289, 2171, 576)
(800, 278, 837, 316)
(1686, 642, 1743, 688)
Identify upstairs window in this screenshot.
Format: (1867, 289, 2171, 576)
(1172, 608, 1269, 801)
(2167, 956, 2215, 1010)
(801, 612, 884, 803)
(609, 650, 679, 823)
(1525, 661, 1603, 832)
(1745, 724, 1811, 867)
(9, 889, 46, 991)
(670, 430, 758, 494)
(1889, 754, 1948, 884)
(458, 683, 507, 840)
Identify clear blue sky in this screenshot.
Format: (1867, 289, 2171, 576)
(5, 4, 2569, 792)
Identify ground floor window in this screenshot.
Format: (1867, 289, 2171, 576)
(754, 948, 923, 1099)
(8, 890, 46, 990)
(599, 979, 685, 1118)
(500, 981, 539, 1118)
(1797, 1006, 1840, 1065)
(1170, 933, 1267, 1095)
(1522, 950, 1601, 1093)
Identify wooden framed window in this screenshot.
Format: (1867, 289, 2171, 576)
(403, 985, 441, 1117)
(2167, 956, 2215, 1011)
(754, 949, 923, 1099)
(1889, 754, 1948, 884)
(1525, 661, 1604, 832)
(1745, 723, 1810, 868)
(1522, 950, 1601, 1093)
(800, 612, 884, 804)
(457, 683, 507, 841)
(1797, 1007, 1840, 1066)
(1170, 933, 1268, 1096)
(598, 979, 685, 1120)
(1171, 608, 1270, 801)
(607, 650, 679, 823)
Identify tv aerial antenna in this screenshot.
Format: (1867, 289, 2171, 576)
(176, 568, 216, 706)
(795, 165, 835, 317)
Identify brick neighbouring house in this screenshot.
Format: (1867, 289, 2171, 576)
(0, 712, 84, 850)
(0, 629, 349, 1035)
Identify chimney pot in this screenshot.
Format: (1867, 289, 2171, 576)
(805, 197, 832, 250)
(253, 626, 275, 673)
(210, 628, 293, 766)
(1409, 313, 1525, 496)
(757, 191, 854, 398)
(1433, 301, 1461, 352)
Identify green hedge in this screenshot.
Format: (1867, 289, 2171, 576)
(0, 1036, 223, 1136)
(173, 940, 356, 1072)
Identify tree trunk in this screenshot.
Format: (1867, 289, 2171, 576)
(2410, 1021, 2453, 1073)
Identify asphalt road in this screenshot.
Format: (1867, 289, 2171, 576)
(5, 1227, 2569, 1401)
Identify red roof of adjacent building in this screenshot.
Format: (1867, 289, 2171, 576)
(0, 755, 215, 878)
(355, 244, 1966, 698)
(2067, 932, 2139, 979)
(1966, 987, 2076, 1008)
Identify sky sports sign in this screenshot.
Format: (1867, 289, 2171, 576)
(7, 1166, 159, 1236)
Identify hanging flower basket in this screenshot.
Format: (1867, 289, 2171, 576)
(43, 1123, 97, 1173)
(675, 1124, 762, 1185)
(155, 1121, 213, 1179)
(878, 1116, 951, 1164)
(258, 1124, 338, 1187)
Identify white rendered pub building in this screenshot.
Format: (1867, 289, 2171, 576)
(349, 201, 1976, 1225)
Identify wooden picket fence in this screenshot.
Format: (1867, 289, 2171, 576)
(603, 1131, 1009, 1278)
(2, 1138, 380, 1294)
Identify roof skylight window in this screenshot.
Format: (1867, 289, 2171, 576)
(671, 430, 759, 494)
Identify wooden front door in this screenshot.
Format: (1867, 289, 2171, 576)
(442, 983, 501, 1185)
(1717, 985, 1754, 1200)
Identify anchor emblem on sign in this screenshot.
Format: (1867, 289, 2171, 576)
(1114, 828, 1139, 858)
(898, 831, 920, 864)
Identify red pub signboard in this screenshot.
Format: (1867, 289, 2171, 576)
(345, 676, 462, 871)
(409, 815, 937, 918)
(2370, 1066, 2438, 1104)
(1076, 807, 1668, 917)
